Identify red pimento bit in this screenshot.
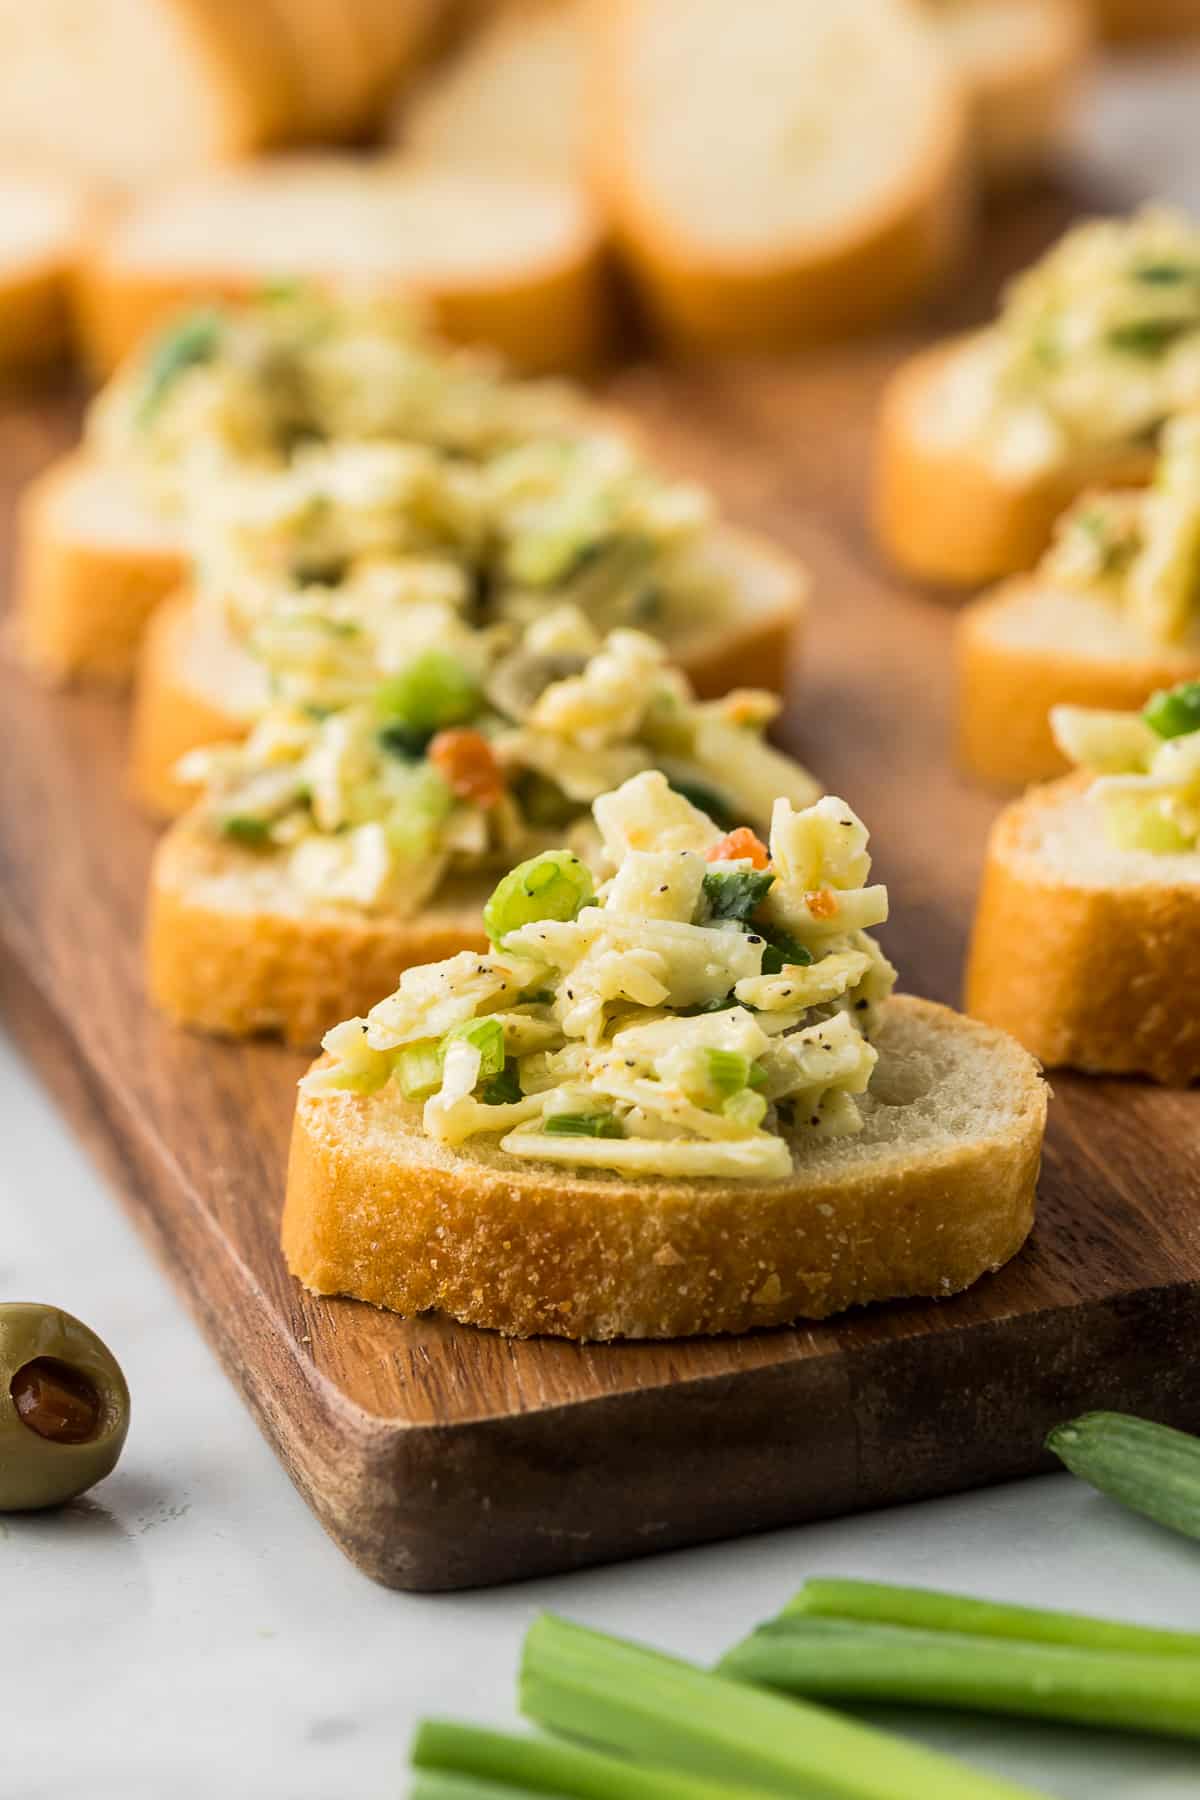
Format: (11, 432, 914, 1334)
(705, 827, 770, 869)
(428, 729, 506, 808)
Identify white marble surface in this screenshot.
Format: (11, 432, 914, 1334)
(3, 1027, 1200, 1800)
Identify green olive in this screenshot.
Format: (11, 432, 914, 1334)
(0, 1304, 129, 1511)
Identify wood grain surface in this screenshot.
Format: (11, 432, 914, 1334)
(3, 183, 1200, 1591)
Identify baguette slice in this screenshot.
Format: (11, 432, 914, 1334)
(0, 0, 440, 190)
(128, 526, 811, 818)
(932, 0, 1091, 184)
(873, 337, 1155, 588)
(14, 454, 187, 684)
(75, 157, 609, 377)
(396, 0, 586, 179)
(591, 0, 970, 354)
(955, 579, 1200, 787)
(282, 995, 1046, 1340)
(966, 774, 1200, 1084)
(0, 169, 89, 372)
(146, 813, 492, 1048)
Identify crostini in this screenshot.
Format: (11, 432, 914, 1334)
(146, 620, 819, 1046)
(74, 156, 608, 377)
(957, 411, 1200, 785)
(283, 768, 1047, 1339)
(129, 422, 808, 816)
(966, 681, 1200, 1084)
(590, 0, 970, 354)
(875, 207, 1200, 586)
(0, 168, 90, 374)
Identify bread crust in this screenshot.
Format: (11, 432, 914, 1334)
(146, 814, 492, 1046)
(14, 454, 186, 685)
(128, 528, 809, 819)
(590, 0, 971, 353)
(873, 339, 1155, 587)
(966, 774, 1200, 1084)
(956, 579, 1200, 788)
(281, 996, 1045, 1340)
(1093, 0, 1200, 40)
(73, 166, 611, 378)
(962, 0, 1091, 185)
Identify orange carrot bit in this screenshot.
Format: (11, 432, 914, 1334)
(428, 729, 506, 808)
(705, 827, 769, 869)
(804, 887, 839, 920)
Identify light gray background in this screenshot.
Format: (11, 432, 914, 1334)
(5, 49, 1200, 1800)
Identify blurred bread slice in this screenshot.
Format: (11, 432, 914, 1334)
(146, 813, 492, 1046)
(932, 0, 1091, 184)
(75, 157, 610, 376)
(966, 773, 1200, 1084)
(129, 525, 811, 817)
(956, 577, 1200, 787)
(0, 0, 441, 190)
(591, 0, 970, 353)
(1092, 0, 1200, 41)
(0, 169, 89, 372)
(397, 0, 586, 179)
(873, 337, 1155, 587)
(14, 454, 186, 684)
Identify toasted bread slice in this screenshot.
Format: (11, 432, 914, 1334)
(396, 0, 586, 179)
(0, 169, 89, 372)
(14, 453, 187, 685)
(1093, 0, 1200, 40)
(590, 0, 969, 354)
(128, 525, 811, 818)
(75, 157, 609, 377)
(956, 579, 1200, 787)
(146, 812, 493, 1047)
(966, 774, 1200, 1083)
(282, 995, 1045, 1340)
(932, 0, 1091, 184)
(873, 337, 1155, 588)
(0, 1, 440, 190)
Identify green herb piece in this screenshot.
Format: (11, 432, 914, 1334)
(543, 1112, 624, 1138)
(220, 815, 272, 847)
(480, 1058, 524, 1106)
(666, 778, 738, 832)
(1047, 1411, 1200, 1544)
(412, 1718, 768, 1799)
(757, 928, 813, 975)
(396, 1040, 443, 1102)
(375, 651, 481, 738)
(679, 995, 737, 1016)
(1132, 262, 1200, 285)
(702, 869, 775, 923)
(1144, 680, 1200, 739)
(137, 310, 223, 425)
(785, 1576, 1200, 1657)
(378, 722, 435, 760)
(519, 989, 556, 1007)
(483, 852, 594, 945)
(1107, 317, 1197, 356)
(442, 1017, 506, 1082)
(520, 1614, 1047, 1799)
(720, 1615, 1200, 1742)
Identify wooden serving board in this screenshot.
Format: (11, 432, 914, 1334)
(4, 187, 1200, 1592)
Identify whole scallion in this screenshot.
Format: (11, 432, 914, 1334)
(411, 1720, 772, 1798)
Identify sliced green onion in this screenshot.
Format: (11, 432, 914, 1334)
(1047, 1411, 1200, 1544)
(483, 852, 594, 944)
(720, 1615, 1200, 1741)
(375, 651, 481, 737)
(1144, 681, 1200, 739)
(137, 309, 222, 425)
(785, 1576, 1200, 1656)
(220, 814, 272, 847)
(520, 1614, 1047, 1800)
(543, 1112, 624, 1139)
(722, 1090, 767, 1130)
(396, 1040, 443, 1102)
(385, 766, 455, 858)
(442, 1016, 506, 1082)
(481, 1059, 524, 1106)
(412, 1719, 768, 1799)
(757, 928, 813, 975)
(1107, 317, 1196, 356)
(701, 870, 775, 923)
(703, 1049, 754, 1095)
